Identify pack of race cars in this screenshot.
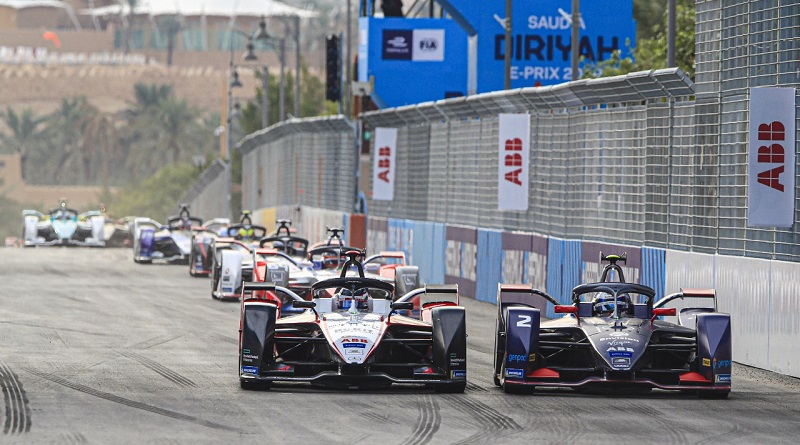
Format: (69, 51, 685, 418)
(27, 202, 730, 397)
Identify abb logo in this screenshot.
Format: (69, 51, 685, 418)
(377, 146, 391, 183)
(340, 338, 368, 343)
(503, 138, 523, 186)
(756, 121, 786, 192)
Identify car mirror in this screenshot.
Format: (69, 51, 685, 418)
(294, 300, 316, 309)
(391, 302, 413, 310)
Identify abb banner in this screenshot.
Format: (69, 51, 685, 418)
(498, 113, 530, 210)
(372, 127, 398, 201)
(748, 87, 796, 227)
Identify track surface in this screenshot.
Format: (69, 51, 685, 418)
(1, 248, 799, 444)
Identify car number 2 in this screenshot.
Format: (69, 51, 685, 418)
(516, 315, 531, 328)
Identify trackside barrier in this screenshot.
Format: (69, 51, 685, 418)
(410, 221, 446, 286)
(445, 225, 478, 298)
(641, 247, 666, 301)
(180, 160, 228, 221)
(475, 229, 503, 303)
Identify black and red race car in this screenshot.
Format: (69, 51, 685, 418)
(238, 251, 467, 392)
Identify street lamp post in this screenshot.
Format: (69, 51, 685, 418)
(223, 20, 270, 219)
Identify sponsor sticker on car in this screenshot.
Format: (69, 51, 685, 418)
(612, 357, 631, 367)
(715, 374, 731, 383)
(703, 358, 711, 367)
(451, 370, 466, 379)
(505, 368, 524, 378)
(241, 366, 258, 375)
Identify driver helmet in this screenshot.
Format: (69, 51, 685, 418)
(592, 293, 630, 317)
(238, 227, 255, 240)
(336, 289, 368, 310)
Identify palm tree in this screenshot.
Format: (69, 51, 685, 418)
(43, 97, 100, 183)
(0, 107, 46, 180)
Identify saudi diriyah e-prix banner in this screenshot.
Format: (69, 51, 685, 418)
(747, 87, 796, 227)
(372, 127, 398, 201)
(498, 113, 530, 211)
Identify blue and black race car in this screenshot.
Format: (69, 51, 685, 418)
(493, 254, 732, 398)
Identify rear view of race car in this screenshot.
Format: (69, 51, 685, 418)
(493, 256, 731, 398)
(238, 252, 467, 392)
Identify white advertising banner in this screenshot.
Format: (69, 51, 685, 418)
(372, 127, 398, 201)
(748, 87, 796, 227)
(498, 113, 530, 211)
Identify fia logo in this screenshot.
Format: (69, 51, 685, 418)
(419, 38, 438, 51)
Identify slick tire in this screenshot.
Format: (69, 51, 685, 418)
(240, 380, 271, 391)
(434, 382, 466, 393)
(493, 316, 504, 387)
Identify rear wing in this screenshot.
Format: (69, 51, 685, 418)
(654, 288, 717, 311)
(242, 282, 304, 303)
(419, 284, 459, 307)
(22, 210, 44, 219)
(497, 283, 559, 313)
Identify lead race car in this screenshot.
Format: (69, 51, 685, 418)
(493, 254, 732, 398)
(238, 251, 467, 392)
(22, 199, 105, 247)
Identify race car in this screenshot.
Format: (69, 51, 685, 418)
(132, 204, 203, 264)
(493, 254, 731, 398)
(258, 219, 309, 260)
(208, 216, 269, 298)
(187, 217, 233, 277)
(238, 251, 467, 392)
(103, 216, 136, 248)
(22, 199, 105, 247)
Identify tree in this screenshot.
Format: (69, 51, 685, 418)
(582, 0, 695, 81)
(42, 96, 100, 184)
(0, 107, 46, 180)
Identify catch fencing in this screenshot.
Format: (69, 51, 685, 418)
(238, 116, 357, 214)
(180, 159, 228, 221)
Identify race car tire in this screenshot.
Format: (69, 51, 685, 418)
(698, 390, 729, 399)
(493, 315, 504, 387)
(240, 380, 271, 391)
(434, 382, 466, 393)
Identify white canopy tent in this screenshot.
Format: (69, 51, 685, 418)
(80, 0, 316, 19)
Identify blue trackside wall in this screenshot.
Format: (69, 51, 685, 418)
(476, 229, 503, 303)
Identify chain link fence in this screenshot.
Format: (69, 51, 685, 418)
(238, 116, 356, 214)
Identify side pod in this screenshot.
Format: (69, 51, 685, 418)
(503, 307, 540, 384)
(240, 302, 277, 378)
(696, 312, 732, 387)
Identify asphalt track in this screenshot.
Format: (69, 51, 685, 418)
(2, 248, 799, 444)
